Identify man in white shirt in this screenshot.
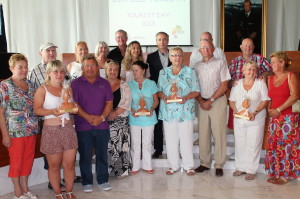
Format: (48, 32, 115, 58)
(194, 40, 231, 177)
(189, 32, 226, 68)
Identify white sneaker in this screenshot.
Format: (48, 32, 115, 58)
(99, 182, 112, 191)
(11, 195, 29, 199)
(23, 191, 38, 199)
(83, 184, 93, 193)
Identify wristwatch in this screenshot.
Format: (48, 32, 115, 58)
(101, 115, 106, 122)
(210, 97, 215, 102)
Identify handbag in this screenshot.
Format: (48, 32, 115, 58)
(292, 100, 300, 112)
(287, 72, 300, 112)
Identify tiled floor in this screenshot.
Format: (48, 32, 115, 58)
(2, 168, 300, 199)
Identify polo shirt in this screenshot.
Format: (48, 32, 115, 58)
(71, 76, 113, 131)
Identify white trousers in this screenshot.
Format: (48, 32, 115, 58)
(234, 118, 265, 174)
(130, 125, 154, 171)
(164, 120, 194, 171)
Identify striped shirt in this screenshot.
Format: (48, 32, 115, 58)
(194, 57, 231, 98)
(28, 61, 47, 88)
(228, 53, 271, 80)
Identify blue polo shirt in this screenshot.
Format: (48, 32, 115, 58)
(128, 79, 158, 127)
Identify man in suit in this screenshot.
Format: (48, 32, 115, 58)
(236, 0, 261, 52)
(147, 32, 171, 158)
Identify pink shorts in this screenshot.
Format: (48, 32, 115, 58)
(40, 122, 78, 154)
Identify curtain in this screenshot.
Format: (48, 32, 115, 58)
(0, 4, 7, 52)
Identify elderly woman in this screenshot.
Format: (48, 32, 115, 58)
(265, 51, 300, 185)
(34, 60, 78, 199)
(67, 41, 89, 80)
(106, 60, 132, 178)
(157, 47, 200, 176)
(120, 41, 150, 82)
(95, 41, 110, 78)
(229, 61, 270, 180)
(128, 61, 158, 175)
(0, 54, 38, 199)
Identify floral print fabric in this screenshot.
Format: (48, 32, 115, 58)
(265, 114, 300, 179)
(0, 78, 38, 138)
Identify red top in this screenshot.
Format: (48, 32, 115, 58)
(268, 74, 293, 115)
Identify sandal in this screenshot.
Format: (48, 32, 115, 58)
(65, 192, 76, 199)
(245, 173, 255, 180)
(274, 177, 290, 185)
(186, 169, 195, 176)
(233, 170, 246, 176)
(144, 170, 154, 174)
(166, 168, 176, 175)
(130, 170, 139, 175)
(267, 177, 276, 183)
(55, 193, 64, 199)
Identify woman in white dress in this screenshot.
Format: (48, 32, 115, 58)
(67, 41, 89, 80)
(229, 61, 270, 180)
(95, 41, 110, 78)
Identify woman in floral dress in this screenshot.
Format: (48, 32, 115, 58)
(265, 51, 300, 185)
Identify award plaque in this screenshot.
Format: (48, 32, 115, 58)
(58, 82, 78, 113)
(234, 98, 251, 120)
(167, 82, 182, 103)
(135, 97, 150, 116)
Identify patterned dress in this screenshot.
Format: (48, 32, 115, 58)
(107, 81, 132, 177)
(265, 74, 300, 179)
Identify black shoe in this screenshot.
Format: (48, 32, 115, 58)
(195, 165, 210, 173)
(48, 182, 66, 192)
(74, 176, 82, 183)
(152, 150, 162, 158)
(216, 168, 224, 177)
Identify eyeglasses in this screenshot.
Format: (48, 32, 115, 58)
(170, 54, 184, 57)
(199, 46, 212, 50)
(116, 36, 127, 40)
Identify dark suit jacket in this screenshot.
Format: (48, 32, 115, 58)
(146, 50, 171, 83)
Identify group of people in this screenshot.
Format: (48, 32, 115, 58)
(1, 27, 299, 199)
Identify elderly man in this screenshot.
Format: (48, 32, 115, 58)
(107, 29, 128, 67)
(29, 42, 57, 88)
(194, 40, 231, 177)
(71, 54, 113, 192)
(229, 38, 271, 88)
(189, 32, 226, 68)
(147, 32, 171, 158)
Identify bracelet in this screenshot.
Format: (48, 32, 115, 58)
(276, 108, 281, 113)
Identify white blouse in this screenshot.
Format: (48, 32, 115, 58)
(117, 80, 132, 117)
(229, 79, 270, 120)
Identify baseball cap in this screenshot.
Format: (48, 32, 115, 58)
(39, 42, 58, 51)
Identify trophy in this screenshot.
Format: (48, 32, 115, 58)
(58, 79, 78, 113)
(134, 97, 150, 116)
(167, 80, 182, 103)
(234, 98, 251, 120)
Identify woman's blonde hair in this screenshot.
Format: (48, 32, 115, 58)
(121, 41, 144, 71)
(270, 51, 291, 69)
(95, 41, 110, 57)
(8, 54, 28, 68)
(44, 60, 67, 85)
(169, 46, 184, 58)
(242, 60, 258, 72)
(104, 60, 119, 78)
(75, 41, 88, 62)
